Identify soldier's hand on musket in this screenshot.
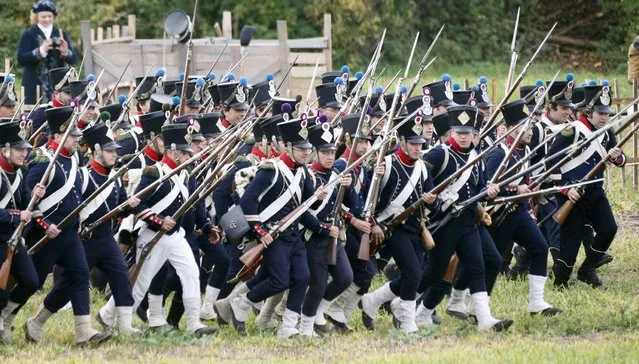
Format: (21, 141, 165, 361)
(328, 225, 340, 238)
(161, 217, 176, 231)
(371, 224, 385, 246)
(45, 224, 61, 239)
(33, 183, 46, 199)
(209, 226, 222, 244)
(421, 192, 437, 205)
(351, 217, 371, 234)
(374, 162, 385, 176)
(340, 174, 352, 188)
(127, 196, 140, 209)
(567, 188, 581, 203)
(517, 185, 532, 195)
(19, 210, 33, 223)
(608, 147, 622, 160)
(315, 186, 328, 200)
(486, 183, 500, 199)
(260, 233, 273, 248)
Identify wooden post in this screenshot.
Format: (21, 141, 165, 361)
(106, 27, 113, 40)
(4, 58, 9, 73)
(128, 14, 136, 39)
(491, 78, 498, 107)
(277, 20, 290, 96)
(323, 13, 332, 72)
(463, 79, 469, 89)
(90, 28, 95, 42)
(222, 11, 232, 38)
(122, 25, 129, 38)
(97, 27, 104, 41)
(113, 25, 120, 39)
(80, 20, 94, 76)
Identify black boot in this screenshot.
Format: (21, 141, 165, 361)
(577, 255, 604, 288)
(594, 253, 614, 269)
(167, 298, 185, 329)
(506, 245, 529, 280)
(552, 261, 572, 289)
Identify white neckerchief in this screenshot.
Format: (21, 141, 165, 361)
(37, 24, 53, 39)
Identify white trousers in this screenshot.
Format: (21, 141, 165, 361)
(131, 228, 201, 311)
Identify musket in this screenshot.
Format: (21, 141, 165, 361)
(479, 23, 557, 139)
(104, 60, 132, 105)
(237, 133, 396, 274)
(24, 96, 47, 144)
(505, 7, 520, 94)
(398, 24, 445, 111)
(5, 69, 104, 250)
(178, 0, 199, 115)
(325, 42, 386, 264)
(79, 136, 219, 237)
(112, 64, 156, 131)
(488, 70, 559, 184)
(10, 97, 26, 123)
(553, 118, 639, 225)
(276, 54, 299, 92)
(28, 135, 160, 254)
(301, 56, 321, 116)
(358, 32, 420, 260)
(205, 42, 229, 80)
(129, 140, 239, 283)
(382, 70, 402, 95)
(221, 50, 251, 82)
(489, 178, 604, 205)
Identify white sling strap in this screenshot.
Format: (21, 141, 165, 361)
(79, 170, 117, 222)
(439, 149, 478, 211)
(377, 156, 427, 221)
(0, 170, 21, 209)
(258, 160, 304, 222)
(38, 150, 78, 213)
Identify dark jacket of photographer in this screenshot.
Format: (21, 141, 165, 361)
(17, 25, 77, 104)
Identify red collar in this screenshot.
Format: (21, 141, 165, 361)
(251, 146, 267, 160)
(46, 140, 71, 157)
(343, 147, 360, 161)
(90, 160, 109, 175)
(77, 119, 86, 129)
(579, 115, 594, 131)
(162, 155, 178, 169)
(311, 161, 329, 173)
(269, 149, 280, 158)
(221, 119, 231, 129)
(279, 152, 297, 169)
(447, 137, 471, 154)
(52, 98, 65, 108)
(505, 135, 521, 149)
(0, 155, 15, 173)
(144, 146, 161, 162)
(395, 147, 415, 166)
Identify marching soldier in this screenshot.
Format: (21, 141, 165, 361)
(324, 114, 376, 332)
(217, 75, 250, 129)
(69, 75, 101, 130)
(485, 99, 562, 316)
(176, 78, 206, 115)
(34, 123, 140, 334)
(360, 112, 438, 333)
(0, 121, 44, 344)
(228, 117, 335, 338)
(128, 123, 217, 336)
(300, 119, 357, 336)
(419, 105, 513, 332)
(548, 81, 624, 289)
(17, 106, 111, 345)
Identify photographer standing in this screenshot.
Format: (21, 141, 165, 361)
(17, 1, 77, 104)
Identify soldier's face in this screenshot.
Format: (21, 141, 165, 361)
(423, 122, 434, 139)
(63, 135, 79, 152)
(322, 107, 339, 122)
(292, 146, 312, 164)
(355, 140, 370, 156)
(433, 105, 447, 116)
(479, 107, 491, 119)
(317, 150, 336, 169)
(402, 141, 423, 160)
(185, 106, 201, 115)
(8, 147, 28, 167)
(56, 91, 72, 105)
(100, 149, 118, 167)
(226, 108, 246, 124)
(451, 130, 472, 149)
(191, 140, 204, 154)
(139, 100, 151, 113)
(0, 105, 15, 118)
(591, 111, 609, 129)
(511, 125, 533, 145)
(549, 105, 572, 122)
(84, 106, 97, 122)
(177, 150, 192, 163)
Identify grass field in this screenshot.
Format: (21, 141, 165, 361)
(3, 63, 639, 363)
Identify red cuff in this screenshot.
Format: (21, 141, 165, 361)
(148, 214, 162, 225)
(561, 189, 568, 195)
(8, 209, 20, 216)
(253, 224, 267, 237)
(35, 216, 49, 231)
